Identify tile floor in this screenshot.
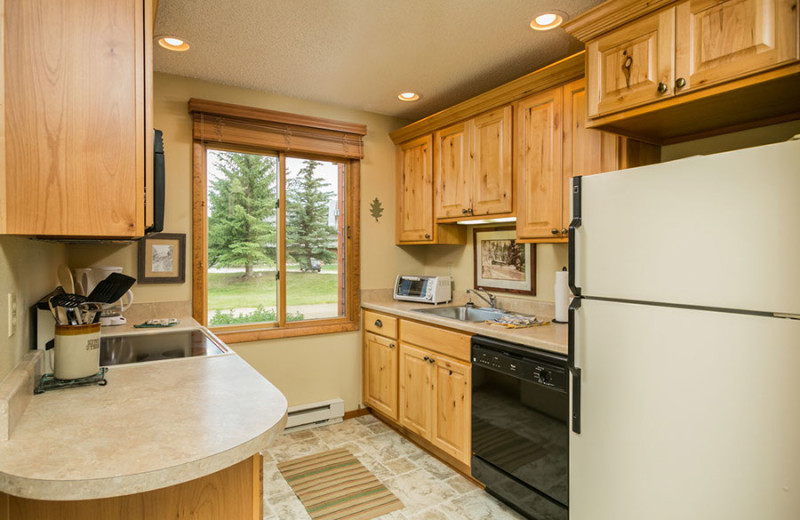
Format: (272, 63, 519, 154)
(261, 415, 526, 519)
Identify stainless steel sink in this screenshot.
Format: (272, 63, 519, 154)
(412, 305, 509, 322)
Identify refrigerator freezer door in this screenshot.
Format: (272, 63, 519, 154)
(570, 298, 800, 520)
(574, 139, 800, 315)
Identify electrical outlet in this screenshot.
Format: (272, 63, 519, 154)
(7, 293, 16, 338)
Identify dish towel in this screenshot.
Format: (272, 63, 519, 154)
(486, 315, 550, 329)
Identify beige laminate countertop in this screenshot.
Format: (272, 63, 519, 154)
(361, 291, 568, 356)
(0, 326, 288, 501)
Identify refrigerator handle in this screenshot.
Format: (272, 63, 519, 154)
(568, 297, 582, 434)
(569, 176, 582, 297)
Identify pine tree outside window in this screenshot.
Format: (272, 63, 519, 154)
(190, 99, 363, 342)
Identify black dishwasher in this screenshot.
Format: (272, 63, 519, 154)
(471, 335, 569, 520)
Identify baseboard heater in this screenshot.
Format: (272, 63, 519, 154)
(284, 398, 345, 432)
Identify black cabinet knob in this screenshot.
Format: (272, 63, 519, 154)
(676, 77, 686, 89)
(657, 82, 669, 94)
(374, 319, 382, 328)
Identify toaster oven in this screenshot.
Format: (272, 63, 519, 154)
(393, 275, 452, 304)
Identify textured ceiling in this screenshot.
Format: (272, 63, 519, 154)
(154, 0, 604, 121)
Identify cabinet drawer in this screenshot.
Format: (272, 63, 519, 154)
(364, 311, 398, 339)
(400, 320, 472, 362)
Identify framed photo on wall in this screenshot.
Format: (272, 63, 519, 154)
(137, 233, 186, 284)
(473, 227, 535, 295)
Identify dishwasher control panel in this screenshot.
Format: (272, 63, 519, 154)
(472, 345, 568, 392)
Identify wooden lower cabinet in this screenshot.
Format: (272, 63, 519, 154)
(429, 354, 471, 464)
(398, 343, 435, 439)
(363, 332, 399, 421)
(2, 455, 262, 520)
(363, 313, 473, 469)
(398, 341, 471, 466)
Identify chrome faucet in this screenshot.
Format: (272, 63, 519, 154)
(467, 288, 497, 309)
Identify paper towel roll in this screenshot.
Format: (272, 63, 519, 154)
(554, 270, 570, 323)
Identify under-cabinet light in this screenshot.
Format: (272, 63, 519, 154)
(456, 217, 517, 225)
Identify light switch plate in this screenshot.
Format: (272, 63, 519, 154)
(7, 293, 17, 337)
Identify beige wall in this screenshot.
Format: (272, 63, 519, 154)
(661, 119, 800, 161)
(0, 238, 67, 381)
(58, 73, 800, 413)
(406, 241, 568, 304)
(68, 73, 420, 411)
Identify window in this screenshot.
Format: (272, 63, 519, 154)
(190, 99, 363, 342)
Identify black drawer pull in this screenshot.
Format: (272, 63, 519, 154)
(374, 319, 383, 328)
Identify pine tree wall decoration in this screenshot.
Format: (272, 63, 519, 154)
(370, 197, 384, 222)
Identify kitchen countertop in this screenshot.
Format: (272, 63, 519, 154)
(0, 326, 288, 501)
(361, 289, 568, 356)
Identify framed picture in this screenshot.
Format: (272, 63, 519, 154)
(473, 227, 535, 295)
(137, 233, 186, 284)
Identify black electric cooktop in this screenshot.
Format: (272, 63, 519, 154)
(99, 329, 227, 366)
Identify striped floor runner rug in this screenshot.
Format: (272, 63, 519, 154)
(277, 447, 403, 520)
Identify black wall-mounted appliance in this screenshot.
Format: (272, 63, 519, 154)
(146, 128, 165, 234)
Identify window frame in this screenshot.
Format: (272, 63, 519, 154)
(189, 100, 362, 343)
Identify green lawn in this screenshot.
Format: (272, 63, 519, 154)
(207, 271, 338, 310)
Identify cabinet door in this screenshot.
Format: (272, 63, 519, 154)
(4, 0, 148, 236)
(434, 122, 470, 219)
(562, 79, 622, 231)
(430, 354, 471, 465)
(396, 135, 434, 243)
(675, 0, 799, 93)
(363, 332, 398, 421)
(399, 343, 433, 439)
(471, 106, 513, 217)
(515, 88, 564, 241)
(586, 8, 676, 117)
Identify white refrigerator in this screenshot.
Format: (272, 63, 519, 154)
(568, 137, 800, 520)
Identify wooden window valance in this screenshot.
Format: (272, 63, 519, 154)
(188, 98, 367, 159)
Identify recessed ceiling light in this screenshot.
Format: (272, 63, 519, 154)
(398, 92, 421, 102)
(156, 35, 190, 52)
(530, 12, 564, 31)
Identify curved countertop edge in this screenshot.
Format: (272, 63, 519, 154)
(0, 411, 288, 501)
(361, 299, 567, 356)
(0, 336, 290, 502)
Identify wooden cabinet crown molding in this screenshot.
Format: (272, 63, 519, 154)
(562, 0, 676, 42)
(389, 52, 584, 145)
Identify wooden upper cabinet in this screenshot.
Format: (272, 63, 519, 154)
(674, 0, 799, 93)
(396, 135, 435, 243)
(2, 0, 152, 237)
(567, 0, 800, 142)
(515, 88, 564, 241)
(363, 332, 398, 421)
(434, 122, 470, 219)
(517, 80, 660, 242)
(471, 106, 513, 217)
(563, 79, 623, 227)
(431, 106, 513, 221)
(587, 7, 676, 117)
